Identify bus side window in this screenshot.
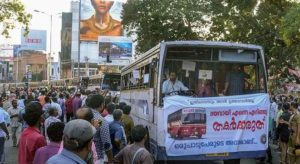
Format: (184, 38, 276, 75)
(150, 65, 155, 88)
(143, 64, 150, 87)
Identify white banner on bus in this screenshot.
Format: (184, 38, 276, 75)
(163, 93, 269, 156)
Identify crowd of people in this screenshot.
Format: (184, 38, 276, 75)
(0, 87, 153, 164)
(269, 94, 300, 164)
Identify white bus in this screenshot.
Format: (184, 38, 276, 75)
(120, 41, 269, 162)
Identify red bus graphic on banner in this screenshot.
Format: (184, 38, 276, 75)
(167, 108, 206, 139)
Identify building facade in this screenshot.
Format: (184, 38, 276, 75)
(13, 50, 47, 82)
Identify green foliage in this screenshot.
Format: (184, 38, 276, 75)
(0, 0, 32, 37)
(122, 0, 209, 54)
(123, 0, 300, 79)
(280, 4, 300, 47)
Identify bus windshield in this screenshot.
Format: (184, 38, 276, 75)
(162, 46, 266, 97)
(101, 74, 121, 91)
(182, 113, 206, 124)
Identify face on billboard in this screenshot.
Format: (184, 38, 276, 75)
(80, 0, 123, 41)
(91, 0, 114, 14)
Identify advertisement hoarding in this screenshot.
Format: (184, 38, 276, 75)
(98, 36, 132, 58)
(80, 0, 125, 41)
(21, 29, 47, 51)
(0, 44, 13, 62)
(164, 94, 269, 156)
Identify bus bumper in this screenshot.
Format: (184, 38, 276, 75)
(156, 146, 266, 161)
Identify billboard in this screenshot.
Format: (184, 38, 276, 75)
(80, 0, 125, 41)
(98, 36, 132, 58)
(21, 29, 47, 51)
(0, 44, 13, 61)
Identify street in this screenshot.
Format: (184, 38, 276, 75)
(2, 138, 280, 164)
(4, 138, 18, 164)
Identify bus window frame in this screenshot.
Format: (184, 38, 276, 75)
(158, 45, 268, 106)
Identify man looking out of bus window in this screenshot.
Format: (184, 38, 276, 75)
(223, 64, 250, 96)
(162, 72, 188, 95)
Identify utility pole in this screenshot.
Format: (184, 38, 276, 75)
(33, 10, 59, 84)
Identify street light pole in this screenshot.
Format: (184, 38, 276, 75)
(33, 10, 55, 84)
(78, 0, 82, 84)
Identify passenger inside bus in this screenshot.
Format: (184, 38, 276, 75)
(197, 63, 216, 97)
(215, 63, 229, 95)
(163, 62, 263, 97)
(162, 72, 188, 95)
(223, 64, 250, 96)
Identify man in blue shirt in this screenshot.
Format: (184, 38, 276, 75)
(47, 119, 96, 164)
(109, 109, 127, 156)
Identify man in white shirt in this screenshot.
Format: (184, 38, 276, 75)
(17, 95, 26, 110)
(270, 97, 278, 141)
(105, 102, 115, 124)
(7, 100, 22, 147)
(0, 98, 9, 163)
(162, 72, 188, 95)
(44, 108, 61, 142)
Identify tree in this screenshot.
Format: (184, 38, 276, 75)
(122, 0, 209, 54)
(0, 0, 31, 37)
(122, 0, 300, 79)
(280, 4, 300, 67)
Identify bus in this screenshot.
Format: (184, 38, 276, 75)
(120, 41, 270, 162)
(101, 73, 121, 96)
(167, 108, 206, 139)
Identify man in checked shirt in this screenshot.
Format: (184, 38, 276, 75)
(86, 94, 113, 164)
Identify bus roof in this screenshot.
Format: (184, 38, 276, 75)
(163, 40, 263, 50)
(122, 40, 263, 73)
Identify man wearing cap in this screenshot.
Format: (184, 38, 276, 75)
(47, 119, 96, 164)
(18, 101, 46, 164)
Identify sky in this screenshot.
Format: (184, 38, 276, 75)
(0, 0, 73, 62)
